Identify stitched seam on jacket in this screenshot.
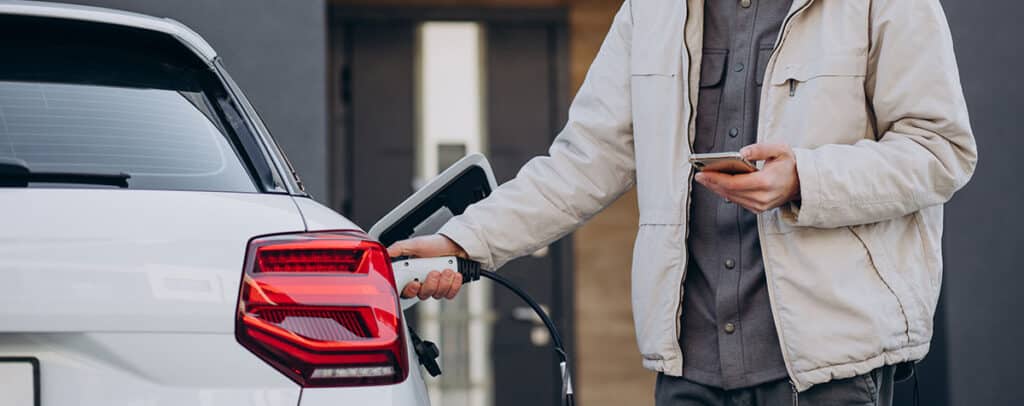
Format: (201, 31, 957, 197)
(848, 226, 912, 345)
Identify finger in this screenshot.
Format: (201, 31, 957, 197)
(386, 239, 414, 259)
(401, 280, 421, 299)
(698, 177, 767, 212)
(446, 274, 463, 300)
(699, 171, 765, 192)
(696, 176, 737, 202)
(696, 176, 728, 198)
(434, 269, 456, 299)
(418, 271, 441, 300)
(712, 182, 772, 210)
(434, 269, 453, 299)
(741, 143, 788, 162)
(719, 192, 760, 213)
(727, 192, 774, 214)
(445, 269, 462, 298)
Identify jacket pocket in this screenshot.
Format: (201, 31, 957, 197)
(847, 225, 912, 345)
(767, 53, 870, 147)
(850, 217, 936, 346)
(762, 226, 908, 374)
(769, 54, 866, 85)
(630, 44, 687, 224)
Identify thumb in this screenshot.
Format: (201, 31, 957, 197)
(741, 143, 788, 162)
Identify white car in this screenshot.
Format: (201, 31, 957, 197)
(0, 2, 447, 405)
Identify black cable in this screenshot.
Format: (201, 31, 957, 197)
(452, 259, 574, 404)
(913, 364, 919, 406)
(480, 270, 566, 355)
(462, 265, 574, 405)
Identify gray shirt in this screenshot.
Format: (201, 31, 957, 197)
(682, 0, 793, 390)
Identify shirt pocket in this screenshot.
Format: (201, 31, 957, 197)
(754, 43, 775, 87)
(694, 49, 728, 153)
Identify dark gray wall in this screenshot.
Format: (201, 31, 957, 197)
(62, 0, 329, 200)
(940, 0, 1024, 405)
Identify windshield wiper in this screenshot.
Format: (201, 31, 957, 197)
(0, 157, 130, 188)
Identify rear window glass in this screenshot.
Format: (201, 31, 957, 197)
(0, 81, 256, 192)
(0, 15, 265, 193)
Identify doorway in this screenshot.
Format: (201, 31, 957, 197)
(328, 7, 572, 406)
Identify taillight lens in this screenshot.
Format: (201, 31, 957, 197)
(236, 231, 408, 387)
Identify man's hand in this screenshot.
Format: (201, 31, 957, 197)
(694, 143, 801, 214)
(387, 234, 468, 300)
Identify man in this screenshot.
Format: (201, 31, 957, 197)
(389, 0, 977, 404)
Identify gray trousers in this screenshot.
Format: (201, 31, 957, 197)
(655, 366, 895, 406)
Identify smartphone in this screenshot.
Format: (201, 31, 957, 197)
(689, 152, 758, 174)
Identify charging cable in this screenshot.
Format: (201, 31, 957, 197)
(393, 257, 576, 406)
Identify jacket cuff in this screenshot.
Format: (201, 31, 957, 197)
(788, 147, 823, 227)
(437, 218, 496, 271)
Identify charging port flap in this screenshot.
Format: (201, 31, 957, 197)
(368, 153, 498, 247)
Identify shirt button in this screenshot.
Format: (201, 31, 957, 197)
(734, 63, 745, 72)
(740, 0, 752, 8)
(729, 128, 739, 138)
(724, 323, 736, 334)
(724, 259, 736, 269)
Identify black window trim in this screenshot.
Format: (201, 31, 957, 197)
(211, 59, 305, 196)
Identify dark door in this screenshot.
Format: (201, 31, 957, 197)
(329, 8, 572, 406)
(328, 20, 417, 226)
(484, 21, 573, 405)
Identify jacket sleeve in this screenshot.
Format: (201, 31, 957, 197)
(437, 1, 636, 270)
(787, 0, 978, 228)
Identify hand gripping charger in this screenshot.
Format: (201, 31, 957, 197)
(368, 154, 575, 406)
(368, 153, 497, 310)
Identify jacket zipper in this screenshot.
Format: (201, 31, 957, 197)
(676, 4, 698, 363)
(756, 0, 816, 391)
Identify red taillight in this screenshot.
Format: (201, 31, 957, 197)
(236, 231, 408, 387)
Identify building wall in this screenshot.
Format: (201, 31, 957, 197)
(565, 3, 653, 406)
(938, 0, 1024, 404)
(59, 0, 330, 199)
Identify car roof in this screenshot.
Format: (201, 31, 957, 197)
(0, 0, 217, 62)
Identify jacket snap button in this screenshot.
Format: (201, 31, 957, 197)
(724, 323, 736, 334)
(740, 0, 751, 8)
(724, 259, 736, 269)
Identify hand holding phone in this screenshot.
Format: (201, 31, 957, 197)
(692, 144, 800, 215)
(689, 152, 758, 174)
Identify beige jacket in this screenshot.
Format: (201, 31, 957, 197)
(439, 0, 977, 391)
